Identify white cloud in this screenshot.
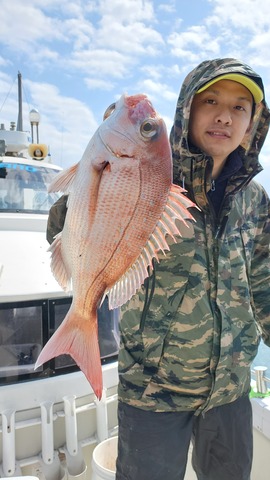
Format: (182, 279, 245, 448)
(98, 0, 155, 22)
(69, 49, 134, 79)
(85, 78, 115, 91)
(138, 78, 177, 103)
(95, 21, 164, 55)
(24, 79, 98, 167)
(207, 0, 270, 33)
(204, 0, 270, 71)
(168, 26, 220, 60)
(140, 64, 164, 81)
(0, 0, 269, 184)
(158, 2, 176, 14)
(0, 56, 9, 68)
(0, 1, 65, 51)
(62, 17, 95, 51)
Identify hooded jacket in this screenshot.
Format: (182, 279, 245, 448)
(118, 58, 270, 413)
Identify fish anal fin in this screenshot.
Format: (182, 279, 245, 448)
(48, 163, 78, 194)
(35, 311, 103, 399)
(48, 232, 71, 291)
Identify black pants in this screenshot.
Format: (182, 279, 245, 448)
(116, 396, 253, 480)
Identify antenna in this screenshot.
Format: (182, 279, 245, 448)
(17, 71, 23, 132)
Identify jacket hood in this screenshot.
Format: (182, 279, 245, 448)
(170, 58, 270, 195)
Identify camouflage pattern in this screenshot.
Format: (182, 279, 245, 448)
(118, 58, 270, 413)
(46, 194, 68, 244)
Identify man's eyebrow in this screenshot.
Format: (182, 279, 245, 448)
(203, 87, 220, 95)
(203, 87, 252, 102)
(237, 96, 253, 102)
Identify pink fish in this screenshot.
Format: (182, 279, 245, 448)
(35, 94, 196, 399)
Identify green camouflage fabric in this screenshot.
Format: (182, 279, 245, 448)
(118, 58, 270, 413)
(46, 194, 68, 244)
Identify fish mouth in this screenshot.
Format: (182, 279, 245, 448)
(103, 146, 133, 160)
(98, 130, 134, 160)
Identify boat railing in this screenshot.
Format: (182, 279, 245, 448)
(251, 366, 270, 395)
(0, 366, 119, 479)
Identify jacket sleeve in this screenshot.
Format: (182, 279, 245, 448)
(250, 186, 270, 347)
(46, 194, 68, 244)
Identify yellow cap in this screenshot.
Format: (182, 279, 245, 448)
(196, 73, 263, 104)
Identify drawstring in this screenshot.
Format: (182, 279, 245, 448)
(182, 174, 186, 189)
(179, 171, 186, 190)
(139, 259, 156, 332)
(211, 179, 216, 191)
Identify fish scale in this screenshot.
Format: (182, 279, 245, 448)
(35, 93, 197, 399)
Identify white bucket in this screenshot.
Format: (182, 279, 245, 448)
(92, 436, 118, 480)
(0, 478, 39, 480)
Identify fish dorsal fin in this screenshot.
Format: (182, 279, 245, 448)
(106, 184, 196, 309)
(48, 163, 78, 194)
(48, 232, 72, 291)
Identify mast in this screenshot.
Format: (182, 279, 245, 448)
(17, 71, 23, 132)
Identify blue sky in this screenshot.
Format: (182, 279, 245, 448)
(0, 0, 269, 194)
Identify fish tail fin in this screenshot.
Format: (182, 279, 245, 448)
(35, 310, 103, 399)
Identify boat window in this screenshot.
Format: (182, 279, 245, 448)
(52, 299, 76, 369)
(0, 162, 61, 213)
(0, 298, 119, 385)
(0, 301, 45, 382)
(50, 297, 120, 370)
(98, 297, 120, 360)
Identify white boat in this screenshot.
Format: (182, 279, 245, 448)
(0, 74, 269, 480)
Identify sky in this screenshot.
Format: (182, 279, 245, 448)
(0, 0, 270, 194)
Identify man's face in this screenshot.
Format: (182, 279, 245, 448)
(188, 79, 253, 169)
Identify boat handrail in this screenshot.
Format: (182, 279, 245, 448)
(251, 366, 270, 394)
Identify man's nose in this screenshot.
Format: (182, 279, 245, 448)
(215, 109, 232, 125)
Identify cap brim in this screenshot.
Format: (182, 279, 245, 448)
(196, 73, 263, 104)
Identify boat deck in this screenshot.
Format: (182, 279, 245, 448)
(0, 362, 269, 480)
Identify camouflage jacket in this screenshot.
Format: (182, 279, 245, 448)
(118, 58, 270, 413)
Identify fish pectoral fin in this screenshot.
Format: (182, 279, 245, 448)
(48, 232, 71, 291)
(35, 311, 103, 399)
(48, 163, 78, 193)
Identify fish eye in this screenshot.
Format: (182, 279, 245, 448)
(140, 119, 158, 138)
(103, 103, 116, 120)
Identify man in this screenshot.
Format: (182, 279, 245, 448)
(116, 58, 270, 480)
